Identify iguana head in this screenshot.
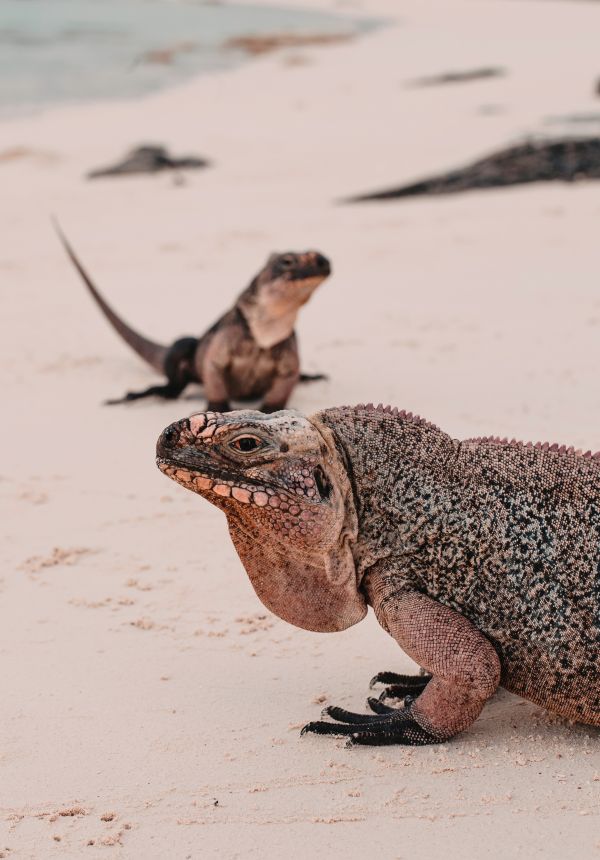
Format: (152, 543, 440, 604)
(156, 409, 366, 632)
(238, 251, 331, 348)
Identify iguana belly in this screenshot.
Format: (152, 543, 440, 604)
(227, 344, 277, 400)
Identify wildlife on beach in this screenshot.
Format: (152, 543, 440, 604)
(87, 144, 209, 178)
(409, 66, 505, 87)
(55, 223, 330, 411)
(346, 137, 600, 201)
(156, 404, 600, 747)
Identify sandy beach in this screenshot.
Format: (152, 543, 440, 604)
(2, 0, 600, 856)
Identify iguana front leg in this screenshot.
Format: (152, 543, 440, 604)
(105, 381, 186, 405)
(260, 344, 300, 413)
(302, 586, 500, 747)
(199, 331, 232, 412)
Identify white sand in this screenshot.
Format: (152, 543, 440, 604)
(2, 0, 600, 856)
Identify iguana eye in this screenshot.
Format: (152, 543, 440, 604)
(230, 435, 264, 453)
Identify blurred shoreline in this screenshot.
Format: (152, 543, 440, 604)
(0, 0, 371, 119)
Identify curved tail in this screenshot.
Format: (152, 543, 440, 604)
(53, 218, 168, 374)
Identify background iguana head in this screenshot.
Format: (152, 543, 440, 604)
(238, 251, 331, 347)
(156, 409, 366, 632)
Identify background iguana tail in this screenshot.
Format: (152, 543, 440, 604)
(53, 219, 168, 374)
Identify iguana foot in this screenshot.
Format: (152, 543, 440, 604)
(260, 403, 286, 414)
(369, 670, 432, 702)
(299, 372, 328, 383)
(301, 701, 443, 747)
(105, 382, 185, 405)
(206, 400, 231, 412)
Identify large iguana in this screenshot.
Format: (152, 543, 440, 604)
(155, 404, 600, 746)
(55, 223, 330, 411)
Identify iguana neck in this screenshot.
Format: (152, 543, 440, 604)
(236, 272, 324, 349)
(314, 404, 460, 579)
(237, 289, 299, 348)
(238, 302, 298, 348)
(225, 419, 367, 632)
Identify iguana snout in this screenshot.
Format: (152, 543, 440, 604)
(156, 408, 367, 632)
(262, 250, 331, 282)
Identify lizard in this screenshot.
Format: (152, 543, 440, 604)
(54, 222, 330, 411)
(87, 145, 209, 178)
(155, 404, 600, 747)
(345, 137, 600, 201)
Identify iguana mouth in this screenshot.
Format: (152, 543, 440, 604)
(156, 456, 320, 509)
(287, 273, 328, 288)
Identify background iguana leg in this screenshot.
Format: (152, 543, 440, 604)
(200, 331, 232, 413)
(299, 372, 328, 383)
(302, 589, 500, 746)
(105, 380, 186, 405)
(260, 370, 299, 413)
(260, 348, 300, 413)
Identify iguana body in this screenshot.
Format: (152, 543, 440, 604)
(87, 145, 209, 178)
(347, 137, 600, 201)
(55, 223, 330, 411)
(155, 405, 600, 746)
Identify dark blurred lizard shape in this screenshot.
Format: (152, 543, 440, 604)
(87, 145, 209, 178)
(54, 222, 330, 411)
(346, 137, 600, 201)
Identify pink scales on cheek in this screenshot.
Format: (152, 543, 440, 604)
(213, 484, 232, 497)
(232, 487, 252, 504)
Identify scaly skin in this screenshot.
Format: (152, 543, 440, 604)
(155, 405, 600, 747)
(54, 221, 330, 411)
(347, 137, 600, 201)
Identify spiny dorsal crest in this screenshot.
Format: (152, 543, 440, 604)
(464, 435, 600, 461)
(350, 402, 443, 434)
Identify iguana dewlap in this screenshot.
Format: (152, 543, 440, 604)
(156, 405, 600, 746)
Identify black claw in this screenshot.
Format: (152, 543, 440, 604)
(301, 720, 360, 737)
(370, 671, 432, 704)
(367, 696, 396, 715)
(323, 705, 391, 724)
(369, 671, 432, 690)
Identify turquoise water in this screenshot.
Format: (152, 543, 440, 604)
(0, 0, 367, 116)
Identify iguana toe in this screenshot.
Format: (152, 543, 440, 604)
(369, 671, 432, 704)
(366, 696, 396, 714)
(346, 718, 443, 747)
(368, 672, 431, 710)
(369, 670, 432, 689)
(322, 705, 389, 724)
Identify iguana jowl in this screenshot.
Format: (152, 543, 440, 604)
(156, 404, 600, 746)
(55, 223, 330, 411)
